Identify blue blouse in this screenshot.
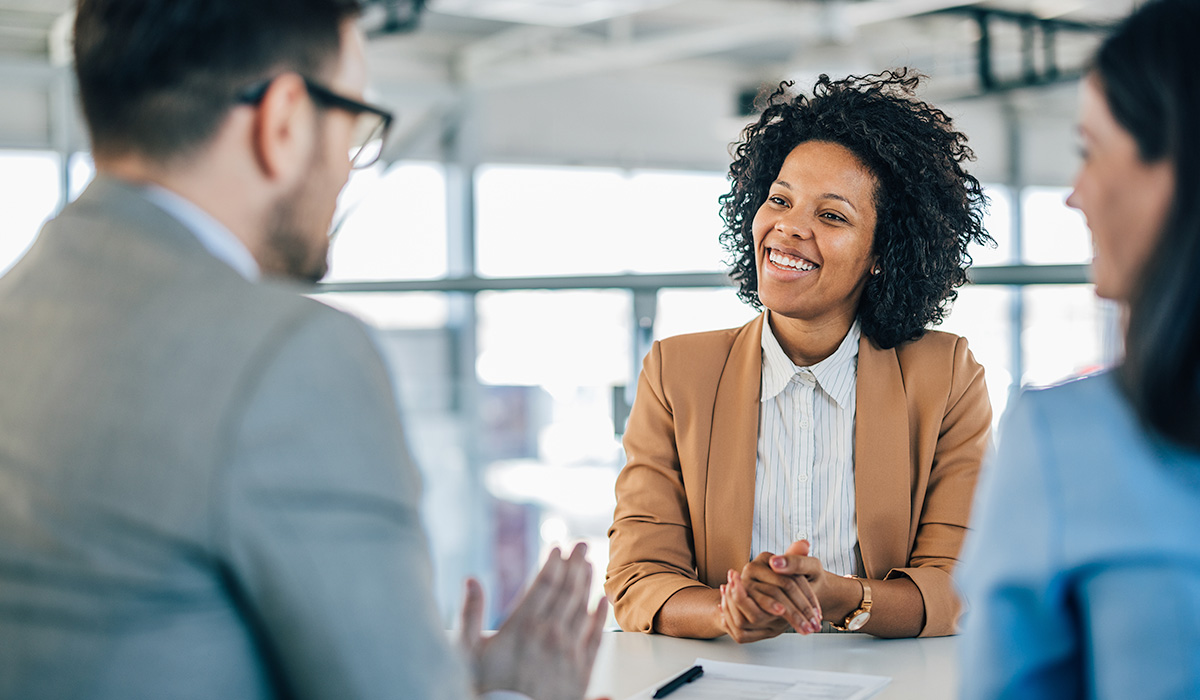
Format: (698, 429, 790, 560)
(958, 371, 1200, 700)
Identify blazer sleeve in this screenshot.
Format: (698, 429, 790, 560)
(605, 340, 710, 632)
(211, 308, 472, 700)
(886, 336, 992, 637)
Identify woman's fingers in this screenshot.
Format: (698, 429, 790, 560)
(768, 550, 823, 580)
(741, 555, 821, 633)
(725, 569, 773, 625)
(719, 575, 789, 643)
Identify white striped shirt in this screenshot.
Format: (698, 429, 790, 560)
(751, 314, 863, 577)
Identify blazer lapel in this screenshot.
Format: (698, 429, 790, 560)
(702, 313, 764, 586)
(854, 335, 912, 577)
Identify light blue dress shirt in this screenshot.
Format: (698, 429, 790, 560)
(958, 371, 1200, 699)
(141, 184, 260, 281)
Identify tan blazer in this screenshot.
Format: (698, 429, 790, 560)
(605, 313, 991, 637)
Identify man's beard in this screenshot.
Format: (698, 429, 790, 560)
(263, 140, 333, 284)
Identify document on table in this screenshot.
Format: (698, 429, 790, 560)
(626, 657, 890, 700)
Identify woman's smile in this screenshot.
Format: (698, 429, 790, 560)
(765, 247, 819, 273)
(751, 140, 877, 325)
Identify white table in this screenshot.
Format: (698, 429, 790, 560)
(587, 631, 958, 700)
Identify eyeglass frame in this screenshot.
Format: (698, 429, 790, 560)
(235, 74, 395, 169)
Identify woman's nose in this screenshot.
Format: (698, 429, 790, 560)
(774, 215, 813, 239)
(1065, 189, 1080, 211)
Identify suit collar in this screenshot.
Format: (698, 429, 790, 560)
(60, 175, 251, 284)
(854, 334, 912, 577)
(140, 184, 260, 281)
(703, 312, 765, 585)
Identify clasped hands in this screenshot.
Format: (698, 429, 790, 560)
(718, 539, 831, 643)
(458, 542, 610, 700)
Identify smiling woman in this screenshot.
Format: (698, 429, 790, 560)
(751, 140, 879, 361)
(605, 70, 994, 643)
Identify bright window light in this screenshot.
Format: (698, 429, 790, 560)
(1022, 186, 1091, 264)
(475, 165, 729, 277)
(476, 289, 632, 387)
(654, 287, 757, 340)
(0, 151, 61, 277)
(972, 183, 1014, 266)
(1022, 284, 1119, 386)
(326, 161, 448, 282)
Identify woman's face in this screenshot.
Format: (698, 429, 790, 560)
(751, 140, 878, 326)
(1067, 76, 1174, 302)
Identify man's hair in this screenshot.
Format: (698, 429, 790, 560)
(719, 70, 992, 349)
(73, 0, 362, 161)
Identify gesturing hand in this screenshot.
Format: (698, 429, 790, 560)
(458, 542, 608, 700)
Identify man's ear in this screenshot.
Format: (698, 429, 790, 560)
(249, 73, 314, 183)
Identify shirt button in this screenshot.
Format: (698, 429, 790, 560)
(799, 419, 809, 428)
(796, 532, 808, 541)
(799, 474, 809, 483)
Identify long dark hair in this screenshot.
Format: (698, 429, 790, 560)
(718, 71, 990, 349)
(1096, 0, 1200, 450)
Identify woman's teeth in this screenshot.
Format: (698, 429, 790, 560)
(769, 250, 817, 271)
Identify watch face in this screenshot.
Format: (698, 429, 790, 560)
(846, 611, 870, 631)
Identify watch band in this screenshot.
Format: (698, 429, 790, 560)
(831, 576, 873, 631)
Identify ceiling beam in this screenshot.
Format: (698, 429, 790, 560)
(456, 0, 987, 89)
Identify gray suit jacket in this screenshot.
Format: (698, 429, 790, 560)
(0, 177, 471, 699)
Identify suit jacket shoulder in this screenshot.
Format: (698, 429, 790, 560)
(651, 320, 760, 409)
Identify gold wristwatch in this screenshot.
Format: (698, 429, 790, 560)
(831, 576, 872, 631)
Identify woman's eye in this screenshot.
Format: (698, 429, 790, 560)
(821, 212, 847, 223)
(768, 195, 788, 207)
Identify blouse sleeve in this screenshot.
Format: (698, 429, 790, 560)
(885, 336, 992, 637)
(956, 391, 1079, 699)
(604, 341, 709, 632)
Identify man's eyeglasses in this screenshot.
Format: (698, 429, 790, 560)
(236, 75, 395, 170)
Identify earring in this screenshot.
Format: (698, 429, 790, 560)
(871, 265, 882, 276)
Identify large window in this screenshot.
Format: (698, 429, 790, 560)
(327, 162, 448, 282)
(0, 151, 61, 276)
(476, 165, 729, 277)
(1021, 186, 1091, 264)
(4, 153, 1112, 627)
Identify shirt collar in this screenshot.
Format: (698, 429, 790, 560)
(760, 312, 861, 409)
(140, 184, 260, 281)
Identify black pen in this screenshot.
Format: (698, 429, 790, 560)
(652, 664, 704, 698)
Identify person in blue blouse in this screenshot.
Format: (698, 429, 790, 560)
(957, 0, 1200, 697)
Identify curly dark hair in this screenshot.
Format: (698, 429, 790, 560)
(719, 69, 992, 349)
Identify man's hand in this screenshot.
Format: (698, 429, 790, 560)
(458, 543, 608, 700)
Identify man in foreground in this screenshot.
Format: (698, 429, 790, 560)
(0, 1, 605, 698)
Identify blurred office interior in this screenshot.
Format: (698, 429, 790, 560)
(0, 0, 1133, 627)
